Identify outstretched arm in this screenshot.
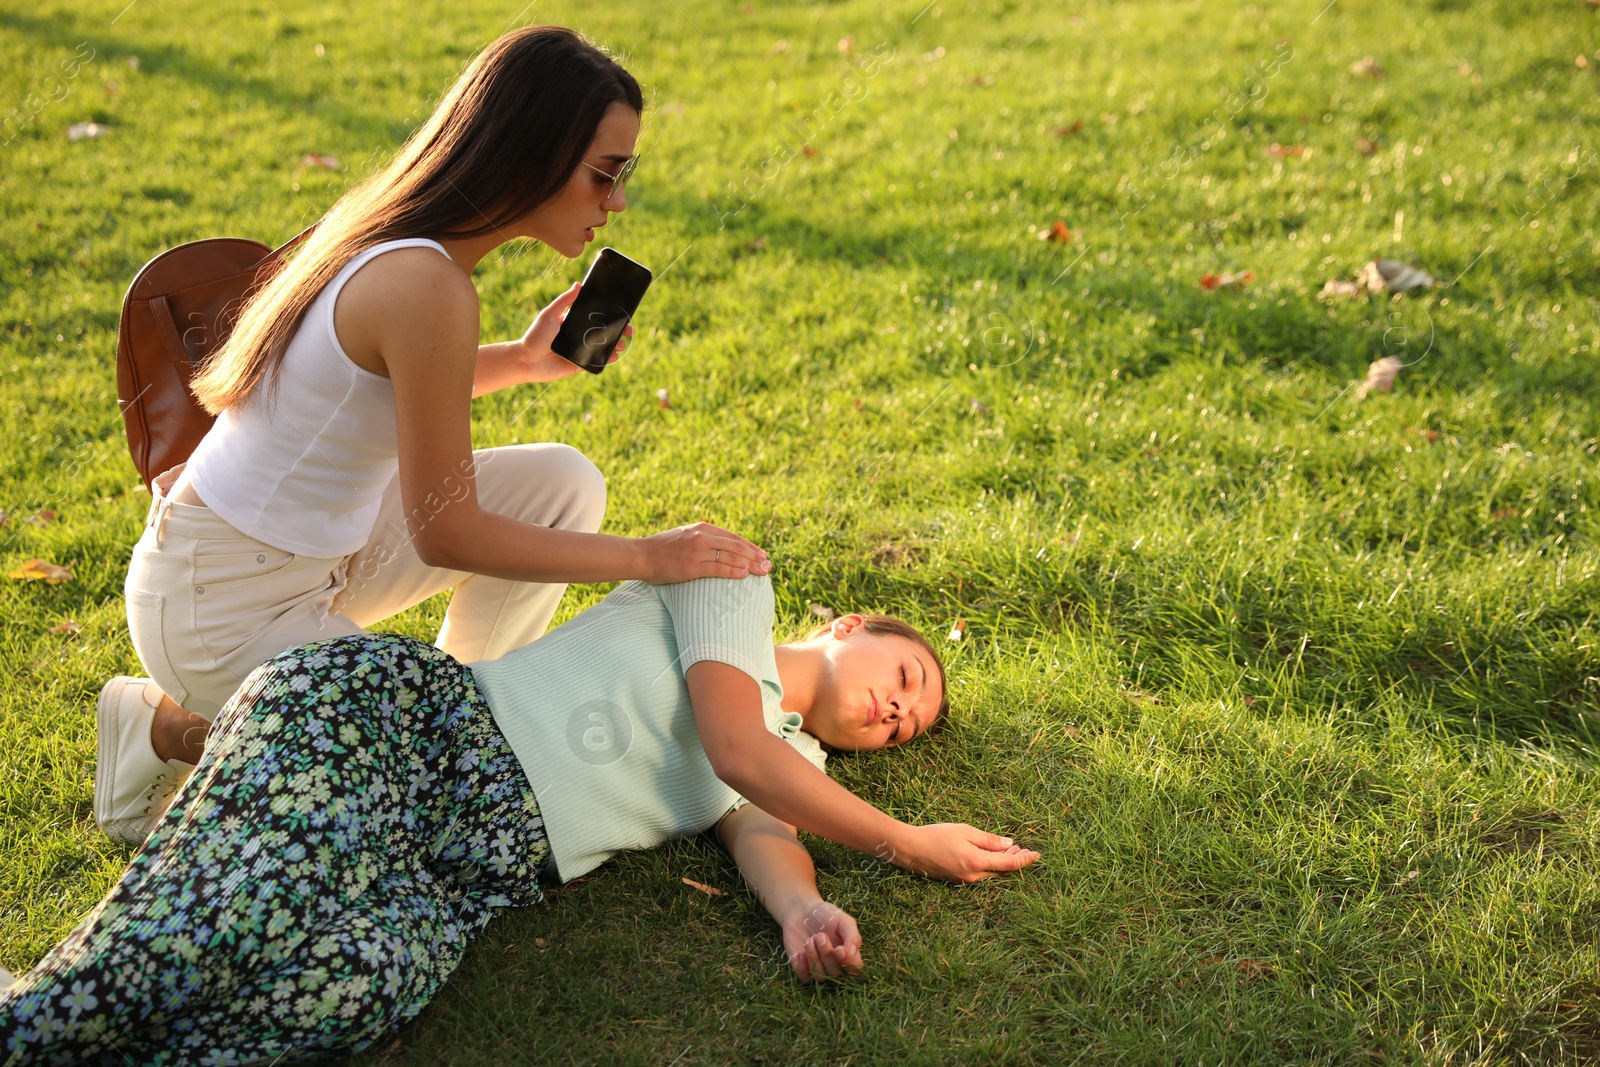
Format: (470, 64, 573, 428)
(687, 661, 1042, 884)
(716, 803, 863, 983)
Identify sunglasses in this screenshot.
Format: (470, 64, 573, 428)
(581, 155, 638, 197)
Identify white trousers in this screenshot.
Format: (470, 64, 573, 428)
(124, 443, 607, 718)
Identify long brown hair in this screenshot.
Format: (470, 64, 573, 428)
(800, 614, 952, 745)
(190, 25, 643, 414)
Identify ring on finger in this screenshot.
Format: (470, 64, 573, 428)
(715, 549, 721, 563)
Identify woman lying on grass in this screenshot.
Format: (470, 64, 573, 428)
(0, 575, 1039, 1065)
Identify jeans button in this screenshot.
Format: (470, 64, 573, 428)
(195, 586, 205, 595)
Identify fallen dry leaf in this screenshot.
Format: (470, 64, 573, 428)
(1318, 279, 1363, 301)
(0, 508, 8, 527)
(1359, 258, 1435, 293)
(1491, 507, 1519, 520)
(49, 620, 81, 635)
(838, 36, 854, 55)
(871, 542, 924, 567)
(1063, 725, 1083, 739)
(1356, 355, 1404, 398)
(681, 877, 724, 897)
(298, 153, 341, 170)
(800, 143, 818, 158)
(1354, 136, 1380, 156)
(1237, 958, 1273, 979)
(1121, 688, 1163, 704)
(808, 602, 835, 621)
(1055, 119, 1085, 136)
(969, 75, 996, 87)
(8, 559, 74, 583)
(1201, 270, 1254, 291)
(969, 398, 991, 414)
(25, 508, 57, 528)
(1037, 219, 1072, 243)
(1265, 143, 1308, 158)
(1349, 55, 1386, 78)
(656, 388, 671, 409)
(66, 122, 110, 141)
(104, 81, 119, 96)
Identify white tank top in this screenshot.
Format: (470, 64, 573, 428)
(185, 238, 454, 557)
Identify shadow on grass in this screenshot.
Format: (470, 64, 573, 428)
(0, 10, 419, 159)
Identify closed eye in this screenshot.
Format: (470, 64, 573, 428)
(890, 666, 911, 742)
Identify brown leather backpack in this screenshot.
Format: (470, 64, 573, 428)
(115, 225, 315, 487)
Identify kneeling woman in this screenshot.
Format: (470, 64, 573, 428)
(0, 576, 1039, 1064)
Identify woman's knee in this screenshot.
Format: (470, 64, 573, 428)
(474, 444, 606, 533)
(561, 446, 608, 531)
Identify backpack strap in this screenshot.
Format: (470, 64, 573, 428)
(148, 294, 197, 366)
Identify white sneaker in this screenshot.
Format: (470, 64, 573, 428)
(95, 677, 196, 846)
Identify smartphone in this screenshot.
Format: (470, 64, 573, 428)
(551, 247, 653, 374)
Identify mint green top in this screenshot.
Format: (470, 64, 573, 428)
(469, 576, 828, 883)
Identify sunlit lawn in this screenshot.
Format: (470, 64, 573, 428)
(2, 0, 1597, 1062)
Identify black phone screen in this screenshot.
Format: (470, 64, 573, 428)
(550, 248, 653, 374)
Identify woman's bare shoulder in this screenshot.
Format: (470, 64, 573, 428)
(334, 246, 478, 373)
(340, 245, 477, 315)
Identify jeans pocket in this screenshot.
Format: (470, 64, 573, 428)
(126, 588, 189, 708)
(191, 548, 336, 664)
(190, 542, 299, 593)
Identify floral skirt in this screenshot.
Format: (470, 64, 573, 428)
(1, 634, 550, 1066)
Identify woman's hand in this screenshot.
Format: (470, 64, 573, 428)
(502, 281, 635, 386)
(780, 901, 864, 983)
(638, 522, 771, 584)
(893, 824, 1041, 884)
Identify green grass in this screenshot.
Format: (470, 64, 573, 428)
(3, 0, 1598, 1062)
